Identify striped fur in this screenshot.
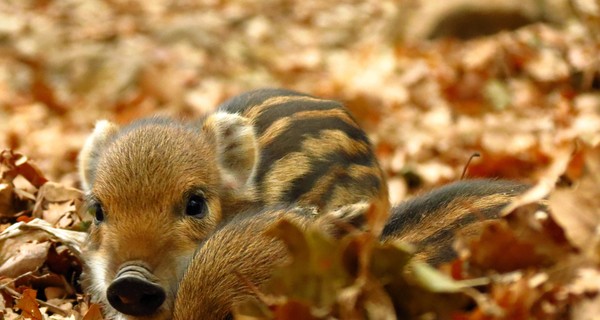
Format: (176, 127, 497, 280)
(78, 88, 388, 320)
(218, 88, 388, 214)
(172, 179, 530, 319)
(382, 179, 529, 265)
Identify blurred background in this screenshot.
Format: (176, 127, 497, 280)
(0, 0, 599, 203)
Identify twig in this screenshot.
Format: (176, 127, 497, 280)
(460, 152, 481, 180)
(0, 270, 34, 290)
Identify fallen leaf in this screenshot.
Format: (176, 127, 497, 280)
(82, 303, 104, 320)
(0, 241, 51, 278)
(1, 150, 48, 188)
(37, 182, 82, 203)
(549, 144, 600, 253)
(15, 289, 43, 320)
(457, 215, 570, 273)
(501, 142, 573, 216)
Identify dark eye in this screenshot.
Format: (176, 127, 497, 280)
(89, 203, 104, 223)
(186, 195, 207, 218)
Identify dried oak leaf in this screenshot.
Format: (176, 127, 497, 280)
(15, 289, 43, 320)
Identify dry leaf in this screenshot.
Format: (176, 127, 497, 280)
(549, 145, 600, 253)
(37, 182, 82, 203)
(15, 289, 43, 320)
(501, 142, 573, 216)
(0, 241, 50, 278)
(82, 303, 104, 320)
(1, 150, 48, 188)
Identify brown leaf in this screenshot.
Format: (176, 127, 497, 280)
(549, 187, 600, 252)
(458, 214, 569, 273)
(0, 150, 48, 188)
(2, 218, 87, 259)
(501, 142, 573, 217)
(37, 182, 82, 203)
(42, 201, 76, 226)
(82, 303, 104, 320)
(0, 241, 51, 278)
(549, 144, 600, 253)
(15, 289, 43, 320)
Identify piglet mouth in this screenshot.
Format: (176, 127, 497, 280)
(106, 264, 166, 316)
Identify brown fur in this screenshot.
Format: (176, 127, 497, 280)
(172, 205, 360, 320)
(81, 121, 236, 320)
(172, 179, 529, 319)
(79, 89, 389, 319)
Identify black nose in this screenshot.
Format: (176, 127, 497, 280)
(107, 276, 166, 316)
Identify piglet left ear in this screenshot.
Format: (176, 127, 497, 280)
(78, 120, 120, 191)
(201, 112, 259, 192)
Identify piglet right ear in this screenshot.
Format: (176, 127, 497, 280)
(201, 112, 259, 193)
(78, 120, 119, 191)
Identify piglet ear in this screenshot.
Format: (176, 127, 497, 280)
(78, 120, 119, 191)
(202, 112, 259, 192)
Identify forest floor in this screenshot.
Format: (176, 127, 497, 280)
(1, 1, 599, 319)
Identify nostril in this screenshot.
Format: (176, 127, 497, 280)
(107, 276, 166, 316)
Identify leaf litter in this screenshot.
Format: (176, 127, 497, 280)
(0, 1, 600, 319)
